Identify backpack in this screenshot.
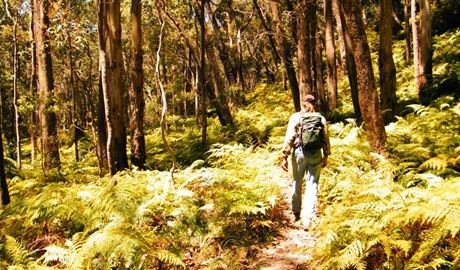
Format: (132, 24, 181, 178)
(298, 114, 324, 151)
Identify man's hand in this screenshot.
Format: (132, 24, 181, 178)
(322, 156, 328, 168)
(281, 157, 289, 172)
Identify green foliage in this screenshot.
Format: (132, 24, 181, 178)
(0, 141, 287, 269)
(307, 102, 460, 269)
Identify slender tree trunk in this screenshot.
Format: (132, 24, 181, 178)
(206, 2, 237, 84)
(404, 0, 411, 62)
(253, 0, 281, 65)
(97, 78, 108, 175)
(29, 2, 38, 163)
(335, 0, 361, 120)
(342, 0, 388, 159)
(198, 0, 208, 147)
(4, 1, 21, 170)
(129, 0, 146, 169)
(206, 45, 235, 127)
(67, 33, 85, 162)
(324, 0, 338, 110)
(34, 0, 60, 172)
(418, 0, 433, 100)
(315, 32, 327, 112)
(412, 0, 420, 90)
(0, 96, 11, 206)
(98, 0, 128, 175)
(297, 0, 314, 99)
(379, 0, 398, 124)
(332, 0, 346, 67)
(271, 1, 300, 111)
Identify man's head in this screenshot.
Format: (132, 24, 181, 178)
(302, 94, 317, 112)
(303, 94, 316, 103)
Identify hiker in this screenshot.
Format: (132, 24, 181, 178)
(281, 94, 331, 228)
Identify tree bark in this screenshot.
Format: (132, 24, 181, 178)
(4, 0, 21, 170)
(324, 0, 338, 110)
(129, 0, 146, 169)
(198, 0, 208, 147)
(34, 0, 61, 172)
(29, 1, 38, 164)
(335, 0, 361, 120)
(342, 0, 388, 159)
(379, 0, 398, 124)
(412, 0, 420, 90)
(0, 96, 11, 206)
(271, 1, 301, 111)
(296, 0, 314, 99)
(253, 0, 281, 65)
(67, 33, 85, 162)
(418, 0, 433, 100)
(206, 45, 235, 127)
(404, 0, 411, 62)
(98, 0, 128, 175)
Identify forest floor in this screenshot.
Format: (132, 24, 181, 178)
(246, 177, 318, 270)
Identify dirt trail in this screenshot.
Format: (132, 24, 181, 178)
(247, 178, 318, 270)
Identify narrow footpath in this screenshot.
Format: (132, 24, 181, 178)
(247, 176, 318, 270)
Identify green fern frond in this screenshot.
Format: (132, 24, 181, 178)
(412, 258, 452, 270)
(40, 245, 71, 265)
(154, 249, 184, 267)
(340, 240, 365, 268)
(419, 155, 449, 171)
(228, 202, 268, 216)
(3, 235, 34, 266)
(352, 202, 388, 214)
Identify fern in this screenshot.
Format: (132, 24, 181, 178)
(3, 235, 34, 267)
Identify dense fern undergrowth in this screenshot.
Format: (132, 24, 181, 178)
(1, 30, 460, 269)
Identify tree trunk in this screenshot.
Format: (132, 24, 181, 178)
(418, 0, 433, 101)
(271, 1, 301, 111)
(315, 32, 327, 112)
(253, 0, 281, 65)
(206, 1, 237, 85)
(335, 0, 361, 120)
(342, 0, 388, 159)
(98, 0, 128, 175)
(296, 0, 314, 99)
(198, 0, 208, 147)
(0, 96, 11, 206)
(412, 0, 420, 91)
(332, 0, 346, 67)
(206, 45, 235, 127)
(379, 0, 398, 124)
(129, 0, 146, 169)
(29, 2, 38, 163)
(404, 0, 411, 62)
(324, 0, 338, 111)
(34, 0, 61, 172)
(67, 33, 85, 162)
(4, 1, 22, 170)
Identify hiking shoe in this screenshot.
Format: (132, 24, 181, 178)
(294, 212, 301, 221)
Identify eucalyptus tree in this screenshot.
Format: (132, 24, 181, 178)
(0, 107, 10, 206)
(33, 0, 61, 172)
(296, 0, 315, 100)
(341, 0, 388, 159)
(324, 0, 338, 110)
(379, 0, 397, 124)
(418, 0, 433, 101)
(3, 0, 22, 169)
(128, 0, 146, 169)
(332, 0, 361, 120)
(97, 0, 128, 175)
(269, 0, 301, 111)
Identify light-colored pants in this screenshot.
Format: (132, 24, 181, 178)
(291, 147, 322, 220)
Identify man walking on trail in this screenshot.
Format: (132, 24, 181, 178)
(281, 94, 331, 229)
